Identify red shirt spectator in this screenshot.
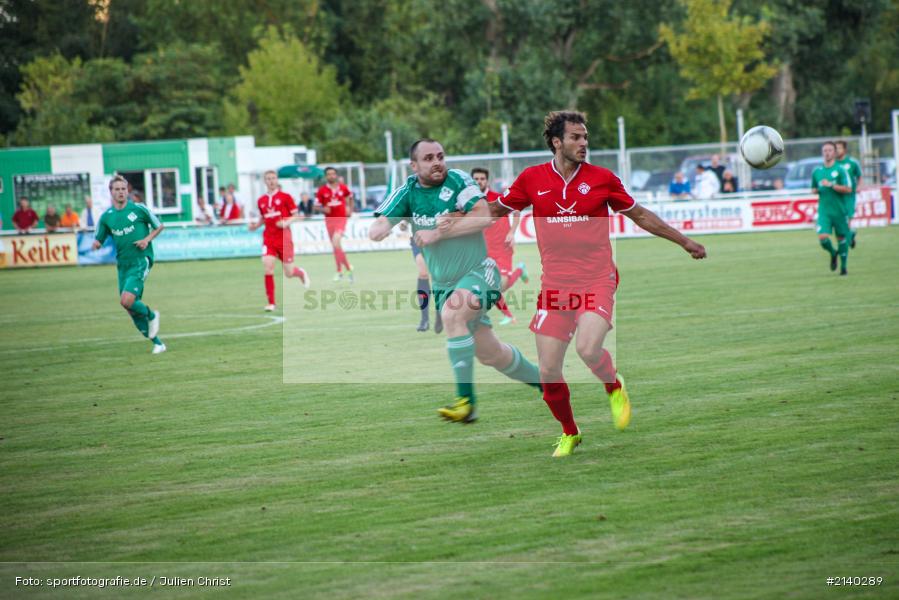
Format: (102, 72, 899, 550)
(13, 199, 39, 233)
(220, 196, 242, 222)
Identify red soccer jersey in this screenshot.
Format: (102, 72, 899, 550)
(316, 184, 352, 218)
(256, 191, 297, 241)
(498, 161, 636, 288)
(483, 189, 512, 259)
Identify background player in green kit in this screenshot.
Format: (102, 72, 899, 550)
(92, 175, 167, 353)
(369, 138, 541, 423)
(835, 140, 862, 248)
(811, 142, 852, 276)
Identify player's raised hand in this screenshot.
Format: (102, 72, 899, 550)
(684, 239, 707, 259)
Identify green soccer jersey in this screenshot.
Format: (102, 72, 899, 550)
(376, 169, 486, 287)
(836, 156, 862, 195)
(95, 201, 162, 265)
(811, 163, 850, 215)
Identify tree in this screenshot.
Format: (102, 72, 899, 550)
(223, 27, 344, 145)
(127, 43, 229, 140)
(13, 54, 115, 145)
(660, 0, 778, 144)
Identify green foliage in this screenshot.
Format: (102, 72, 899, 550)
(127, 43, 230, 140)
(224, 27, 344, 145)
(660, 0, 778, 143)
(13, 54, 115, 145)
(2, 0, 897, 150)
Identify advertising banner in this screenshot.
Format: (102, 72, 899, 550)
(0, 233, 78, 268)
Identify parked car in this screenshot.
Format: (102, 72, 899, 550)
(784, 157, 823, 189)
(749, 164, 790, 191)
(638, 170, 676, 194)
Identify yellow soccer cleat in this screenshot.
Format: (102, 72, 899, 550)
(609, 375, 631, 431)
(552, 431, 583, 457)
(438, 397, 478, 423)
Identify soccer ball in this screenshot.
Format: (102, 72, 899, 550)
(739, 125, 785, 169)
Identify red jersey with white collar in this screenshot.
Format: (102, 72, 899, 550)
(256, 190, 297, 241)
(316, 184, 352, 218)
(498, 161, 636, 288)
(483, 189, 512, 258)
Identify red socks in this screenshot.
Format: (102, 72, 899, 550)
(542, 380, 579, 435)
(506, 267, 522, 288)
(264, 274, 275, 304)
(333, 248, 351, 271)
(588, 349, 621, 392)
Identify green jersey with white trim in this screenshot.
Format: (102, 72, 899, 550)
(811, 163, 850, 215)
(95, 201, 162, 265)
(376, 169, 486, 287)
(836, 156, 862, 195)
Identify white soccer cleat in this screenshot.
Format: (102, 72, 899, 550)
(148, 311, 160, 339)
(152, 343, 167, 354)
(264, 304, 276, 312)
(299, 268, 311, 289)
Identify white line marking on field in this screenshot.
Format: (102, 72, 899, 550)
(0, 314, 285, 355)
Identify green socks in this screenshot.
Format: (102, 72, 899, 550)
(447, 335, 475, 402)
(499, 344, 542, 389)
(837, 238, 848, 270)
(128, 301, 152, 337)
(819, 237, 836, 256)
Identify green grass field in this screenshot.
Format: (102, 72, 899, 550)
(1, 228, 897, 599)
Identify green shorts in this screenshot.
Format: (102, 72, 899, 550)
(817, 209, 850, 238)
(434, 259, 501, 333)
(117, 257, 152, 299)
(842, 195, 857, 220)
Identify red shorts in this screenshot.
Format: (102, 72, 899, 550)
(529, 281, 617, 342)
(490, 251, 514, 276)
(263, 236, 295, 263)
(325, 216, 347, 237)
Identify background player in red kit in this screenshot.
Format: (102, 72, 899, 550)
(471, 167, 529, 326)
(249, 170, 310, 311)
(316, 167, 354, 282)
(493, 111, 707, 457)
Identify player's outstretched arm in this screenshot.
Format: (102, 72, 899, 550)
(623, 204, 707, 259)
(369, 216, 394, 241)
(435, 199, 494, 238)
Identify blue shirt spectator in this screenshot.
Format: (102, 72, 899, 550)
(669, 172, 692, 199)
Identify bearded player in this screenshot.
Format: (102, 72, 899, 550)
(471, 167, 529, 325)
(369, 139, 542, 423)
(249, 170, 309, 311)
(316, 167, 354, 282)
(490, 111, 707, 457)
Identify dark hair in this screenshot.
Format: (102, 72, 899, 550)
(543, 111, 587, 152)
(834, 140, 848, 150)
(471, 167, 489, 178)
(822, 141, 836, 149)
(409, 138, 440, 161)
(108, 174, 128, 191)
(324, 166, 338, 174)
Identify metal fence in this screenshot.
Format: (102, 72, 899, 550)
(308, 116, 898, 211)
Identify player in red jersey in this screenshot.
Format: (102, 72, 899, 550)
(471, 167, 529, 326)
(249, 170, 310, 311)
(492, 111, 707, 457)
(316, 167, 355, 282)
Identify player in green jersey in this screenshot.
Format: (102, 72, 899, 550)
(835, 140, 862, 248)
(92, 175, 166, 353)
(369, 139, 541, 423)
(811, 142, 852, 276)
